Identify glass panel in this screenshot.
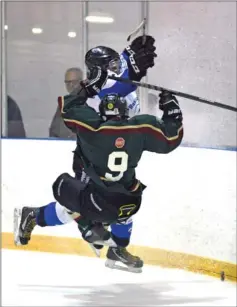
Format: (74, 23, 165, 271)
(149, 2, 236, 147)
(5, 1, 84, 138)
(88, 1, 141, 52)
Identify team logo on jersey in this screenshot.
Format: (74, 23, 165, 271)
(115, 137, 125, 148)
(118, 204, 136, 217)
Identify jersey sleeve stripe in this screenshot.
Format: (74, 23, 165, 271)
(63, 118, 183, 143)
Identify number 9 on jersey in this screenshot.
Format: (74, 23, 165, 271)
(105, 151, 128, 182)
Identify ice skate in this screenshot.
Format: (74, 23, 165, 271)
(14, 207, 38, 246)
(78, 222, 117, 257)
(105, 246, 143, 273)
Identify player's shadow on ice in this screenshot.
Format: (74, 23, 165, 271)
(64, 281, 222, 306)
(20, 281, 224, 307)
(21, 280, 224, 306)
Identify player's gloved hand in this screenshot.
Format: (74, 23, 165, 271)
(130, 35, 156, 54)
(123, 35, 157, 81)
(81, 66, 108, 97)
(159, 91, 182, 121)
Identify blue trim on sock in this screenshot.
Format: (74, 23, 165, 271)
(111, 220, 133, 239)
(37, 202, 64, 226)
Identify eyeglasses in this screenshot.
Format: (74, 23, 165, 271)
(64, 80, 80, 84)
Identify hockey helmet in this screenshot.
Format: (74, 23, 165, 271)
(99, 94, 129, 120)
(85, 46, 121, 74)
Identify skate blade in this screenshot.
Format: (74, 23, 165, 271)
(13, 208, 22, 246)
(105, 259, 142, 274)
(93, 237, 117, 248)
(88, 243, 101, 258)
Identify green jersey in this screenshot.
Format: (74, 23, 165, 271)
(58, 93, 183, 193)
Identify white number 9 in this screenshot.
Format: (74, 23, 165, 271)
(105, 151, 128, 182)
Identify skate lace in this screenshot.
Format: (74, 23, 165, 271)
(23, 219, 36, 239)
(122, 248, 138, 261)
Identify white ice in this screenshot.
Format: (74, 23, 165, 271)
(2, 249, 236, 306)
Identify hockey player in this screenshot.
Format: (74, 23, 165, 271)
(14, 65, 183, 272)
(73, 36, 157, 258)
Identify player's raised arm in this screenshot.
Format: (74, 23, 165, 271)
(58, 66, 108, 132)
(136, 91, 184, 153)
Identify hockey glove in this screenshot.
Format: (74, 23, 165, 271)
(81, 66, 108, 98)
(130, 35, 156, 53)
(159, 91, 182, 121)
(124, 35, 157, 81)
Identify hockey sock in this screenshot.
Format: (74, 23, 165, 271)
(36, 202, 74, 227)
(110, 218, 133, 247)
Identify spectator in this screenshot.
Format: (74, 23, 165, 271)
(6, 95, 26, 138)
(49, 67, 83, 139)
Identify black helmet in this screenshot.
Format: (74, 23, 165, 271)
(85, 46, 121, 74)
(99, 94, 129, 120)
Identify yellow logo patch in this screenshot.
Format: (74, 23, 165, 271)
(118, 204, 136, 217)
(107, 103, 114, 110)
